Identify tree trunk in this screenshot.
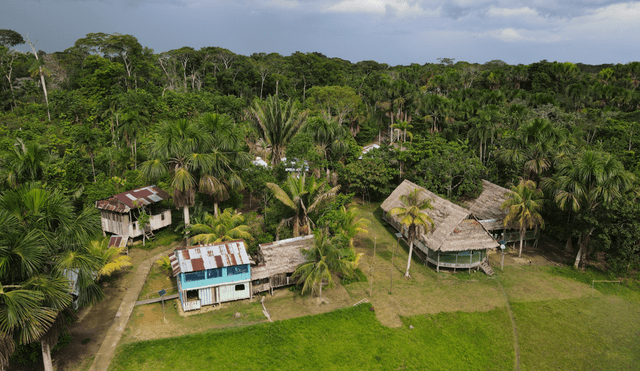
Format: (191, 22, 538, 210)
(134, 138, 137, 170)
(183, 205, 190, 228)
(214, 202, 219, 217)
(318, 278, 323, 299)
(573, 229, 594, 269)
(39, 67, 51, 122)
(90, 154, 96, 183)
(405, 238, 414, 278)
(518, 227, 524, 258)
(41, 340, 53, 371)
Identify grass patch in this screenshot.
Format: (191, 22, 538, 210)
(549, 266, 640, 297)
(110, 304, 514, 371)
(513, 296, 640, 371)
(132, 229, 182, 251)
(137, 263, 178, 301)
(340, 267, 367, 285)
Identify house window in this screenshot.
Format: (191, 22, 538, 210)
(184, 271, 205, 282)
(235, 284, 245, 291)
(161, 213, 165, 221)
(227, 265, 248, 276)
(206, 268, 222, 279)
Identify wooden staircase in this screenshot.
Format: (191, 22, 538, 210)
(144, 229, 155, 241)
(479, 261, 495, 276)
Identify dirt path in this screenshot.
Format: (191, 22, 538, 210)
(89, 247, 175, 371)
(496, 275, 521, 371)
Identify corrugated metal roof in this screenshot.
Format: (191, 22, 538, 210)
(108, 235, 129, 248)
(95, 185, 171, 213)
(171, 240, 250, 276)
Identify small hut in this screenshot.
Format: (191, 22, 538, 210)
(468, 180, 537, 243)
(251, 235, 313, 295)
(381, 180, 498, 272)
(95, 185, 172, 239)
(169, 240, 252, 312)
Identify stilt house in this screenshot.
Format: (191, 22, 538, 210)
(251, 235, 313, 296)
(468, 180, 537, 243)
(169, 240, 252, 312)
(95, 186, 172, 239)
(382, 180, 498, 272)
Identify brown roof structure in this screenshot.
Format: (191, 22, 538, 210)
(95, 185, 170, 213)
(381, 180, 498, 252)
(169, 240, 250, 277)
(251, 235, 314, 281)
(467, 180, 511, 231)
(108, 235, 129, 248)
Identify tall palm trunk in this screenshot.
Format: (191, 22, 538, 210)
(405, 237, 414, 278)
(183, 205, 190, 227)
(41, 340, 53, 371)
(574, 228, 594, 268)
(518, 226, 525, 258)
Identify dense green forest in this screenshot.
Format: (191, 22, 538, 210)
(3, 28, 640, 370)
(2, 30, 640, 272)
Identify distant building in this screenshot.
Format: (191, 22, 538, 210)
(251, 235, 313, 295)
(358, 144, 380, 159)
(169, 240, 252, 312)
(252, 156, 269, 168)
(95, 186, 172, 239)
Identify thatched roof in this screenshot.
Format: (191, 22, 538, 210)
(468, 180, 511, 231)
(381, 180, 498, 252)
(251, 235, 314, 280)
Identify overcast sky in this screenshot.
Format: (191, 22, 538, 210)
(3, 0, 640, 66)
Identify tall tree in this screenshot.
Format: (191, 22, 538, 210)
(0, 185, 103, 371)
(500, 179, 545, 258)
(249, 96, 307, 166)
(25, 37, 51, 121)
(267, 173, 339, 239)
(293, 230, 360, 299)
(544, 150, 635, 268)
(388, 188, 435, 278)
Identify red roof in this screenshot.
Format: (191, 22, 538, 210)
(169, 240, 250, 276)
(95, 185, 170, 213)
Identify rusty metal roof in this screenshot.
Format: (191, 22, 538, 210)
(95, 185, 170, 213)
(169, 240, 250, 276)
(108, 235, 129, 248)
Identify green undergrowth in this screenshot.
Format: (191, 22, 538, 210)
(549, 266, 640, 297)
(111, 304, 513, 371)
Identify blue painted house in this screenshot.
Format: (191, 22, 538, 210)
(169, 240, 252, 312)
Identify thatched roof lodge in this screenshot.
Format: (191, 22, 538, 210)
(251, 235, 314, 295)
(467, 180, 537, 243)
(381, 180, 498, 272)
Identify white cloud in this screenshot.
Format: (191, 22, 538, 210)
(325, 0, 438, 17)
(263, 0, 301, 9)
(486, 6, 538, 18)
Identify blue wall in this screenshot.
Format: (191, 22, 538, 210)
(180, 264, 251, 290)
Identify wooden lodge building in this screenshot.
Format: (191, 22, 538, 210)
(169, 240, 252, 312)
(468, 180, 538, 243)
(382, 180, 498, 273)
(95, 185, 172, 240)
(251, 235, 314, 295)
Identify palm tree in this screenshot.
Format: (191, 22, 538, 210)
(141, 115, 248, 229)
(336, 206, 369, 248)
(2, 138, 51, 188)
(189, 208, 253, 245)
(388, 188, 435, 278)
(267, 173, 340, 239)
(293, 230, 360, 299)
(118, 110, 148, 170)
(249, 96, 307, 166)
(544, 150, 635, 268)
(499, 118, 571, 180)
(0, 185, 103, 371)
(85, 238, 132, 278)
(500, 179, 545, 258)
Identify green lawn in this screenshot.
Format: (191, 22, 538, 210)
(110, 304, 514, 371)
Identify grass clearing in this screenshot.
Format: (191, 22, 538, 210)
(514, 296, 640, 371)
(112, 202, 640, 370)
(110, 304, 514, 371)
